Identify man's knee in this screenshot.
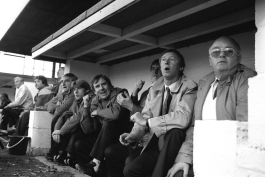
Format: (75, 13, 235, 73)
(123, 162, 135, 177)
(166, 128, 185, 138)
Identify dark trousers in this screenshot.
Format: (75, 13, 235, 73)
(90, 120, 133, 161)
(173, 167, 194, 177)
(1, 108, 23, 130)
(49, 114, 61, 153)
(124, 128, 186, 177)
(15, 111, 30, 136)
(105, 143, 142, 177)
(75, 133, 99, 164)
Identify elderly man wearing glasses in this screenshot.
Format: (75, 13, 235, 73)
(167, 36, 256, 177)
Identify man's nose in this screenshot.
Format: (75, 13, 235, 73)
(219, 51, 226, 58)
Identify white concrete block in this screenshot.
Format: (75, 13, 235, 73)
(255, 28, 265, 73)
(28, 111, 54, 129)
(193, 120, 237, 177)
(248, 74, 265, 147)
(237, 145, 265, 175)
(256, 0, 265, 28)
(29, 128, 51, 148)
(28, 111, 53, 156)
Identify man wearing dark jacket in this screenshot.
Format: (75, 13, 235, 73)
(77, 75, 133, 176)
(15, 75, 54, 135)
(0, 93, 11, 109)
(51, 79, 100, 166)
(45, 73, 77, 160)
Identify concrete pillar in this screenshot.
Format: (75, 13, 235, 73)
(28, 111, 53, 156)
(248, 0, 265, 149)
(193, 120, 238, 177)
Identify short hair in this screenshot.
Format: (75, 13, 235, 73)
(63, 73, 78, 81)
(0, 93, 9, 100)
(90, 75, 113, 92)
(34, 75, 48, 86)
(160, 49, 186, 69)
(150, 59, 160, 71)
(14, 77, 24, 82)
(209, 36, 241, 52)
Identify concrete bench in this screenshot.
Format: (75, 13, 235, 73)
(28, 111, 53, 156)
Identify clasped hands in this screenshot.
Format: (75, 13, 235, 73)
(52, 130, 61, 143)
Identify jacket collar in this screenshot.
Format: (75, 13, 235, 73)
(152, 75, 184, 93)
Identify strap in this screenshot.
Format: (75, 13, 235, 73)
(6, 137, 25, 149)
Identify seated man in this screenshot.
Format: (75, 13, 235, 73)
(77, 75, 133, 176)
(51, 67, 64, 97)
(15, 75, 54, 136)
(45, 73, 77, 160)
(51, 80, 100, 167)
(0, 77, 33, 131)
(116, 59, 162, 114)
(167, 36, 256, 177)
(121, 49, 197, 177)
(105, 59, 162, 177)
(0, 93, 11, 109)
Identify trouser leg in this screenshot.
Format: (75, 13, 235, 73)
(50, 114, 61, 150)
(1, 108, 23, 129)
(15, 111, 30, 135)
(90, 120, 126, 161)
(151, 128, 186, 177)
(123, 144, 159, 177)
(173, 167, 194, 177)
(105, 143, 141, 177)
(75, 134, 98, 164)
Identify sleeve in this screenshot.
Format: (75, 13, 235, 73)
(236, 72, 254, 121)
(35, 94, 54, 107)
(97, 89, 129, 121)
(8, 88, 31, 108)
(129, 90, 152, 142)
(54, 93, 75, 116)
(131, 89, 149, 114)
(175, 122, 194, 164)
(148, 85, 197, 138)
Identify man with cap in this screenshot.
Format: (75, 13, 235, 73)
(167, 36, 256, 177)
(51, 79, 100, 167)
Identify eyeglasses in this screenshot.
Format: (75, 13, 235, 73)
(209, 48, 238, 58)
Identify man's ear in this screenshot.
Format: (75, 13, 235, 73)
(238, 54, 242, 63)
(209, 57, 212, 66)
(180, 67, 184, 72)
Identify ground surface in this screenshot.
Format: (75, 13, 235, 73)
(0, 137, 88, 177)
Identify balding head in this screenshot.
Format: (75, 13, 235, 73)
(209, 36, 241, 53)
(208, 36, 242, 78)
(14, 77, 24, 88)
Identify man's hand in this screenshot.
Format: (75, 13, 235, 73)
(132, 80, 145, 96)
(131, 112, 146, 126)
(91, 110, 98, 117)
(166, 162, 190, 177)
(83, 95, 90, 108)
(117, 92, 133, 111)
(119, 133, 137, 146)
(52, 130, 61, 143)
(19, 110, 29, 118)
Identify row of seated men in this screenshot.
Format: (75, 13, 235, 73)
(0, 36, 257, 177)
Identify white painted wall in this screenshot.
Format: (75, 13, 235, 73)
(108, 31, 255, 95)
(66, 60, 110, 83)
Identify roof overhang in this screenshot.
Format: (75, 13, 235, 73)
(32, 0, 256, 66)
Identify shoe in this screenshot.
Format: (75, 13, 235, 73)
(76, 163, 97, 177)
(54, 154, 67, 166)
(45, 152, 59, 161)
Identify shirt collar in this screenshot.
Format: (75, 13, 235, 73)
(164, 77, 181, 93)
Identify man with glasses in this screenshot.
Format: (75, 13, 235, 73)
(167, 36, 256, 177)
